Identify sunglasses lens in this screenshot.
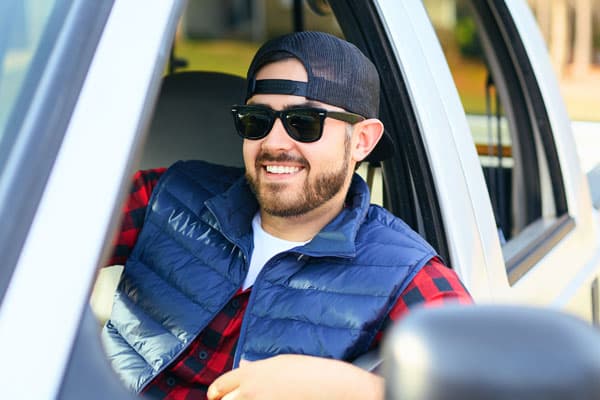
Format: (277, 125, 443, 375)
(233, 108, 272, 139)
(285, 110, 323, 142)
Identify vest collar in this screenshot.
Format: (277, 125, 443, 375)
(303, 175, 370, 258)
(204, 174, 371, 258)
(203, 177, 257, 242)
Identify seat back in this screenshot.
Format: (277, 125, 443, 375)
(139, 71, 246, 170)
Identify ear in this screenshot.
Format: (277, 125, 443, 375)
(351, 118, 385, 162)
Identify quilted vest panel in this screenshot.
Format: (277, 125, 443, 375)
(102, 160, 436, 393)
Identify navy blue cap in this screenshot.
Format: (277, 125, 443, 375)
(246, 31, 394, 161)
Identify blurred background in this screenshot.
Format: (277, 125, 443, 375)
(168, 0, 600, 122)
(428, 0, 600, 122)
(165, 0, 599, 175)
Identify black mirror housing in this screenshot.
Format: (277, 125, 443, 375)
(383, 304, 600, 400)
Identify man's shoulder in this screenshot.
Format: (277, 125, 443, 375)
(357, 204, 436, 255)
(362, 204, 418, 234)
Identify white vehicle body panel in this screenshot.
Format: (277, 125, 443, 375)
(502, 0, 600, 319)
(374, 0, 506, 301)
(0, 0, 179, 397)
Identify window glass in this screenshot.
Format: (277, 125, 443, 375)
(527, 0, 600, 174)
(528, 0, 600, 123)
(171, 0, 342, 77)
(424, 0, 516, 244)
(0, 1, 57, 139)
(422, 0, 563, 252)
(0, 0, 74, 300)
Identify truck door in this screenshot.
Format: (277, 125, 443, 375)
(420, 0, 600, 321)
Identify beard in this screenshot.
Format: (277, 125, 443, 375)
(246, 137, 351, 218)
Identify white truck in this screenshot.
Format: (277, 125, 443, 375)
(0, 0, 598, 398)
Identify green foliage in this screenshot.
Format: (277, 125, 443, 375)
(594, 30, 600, 49)
(454, 16, 483, 59)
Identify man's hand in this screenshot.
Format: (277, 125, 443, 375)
(207, 354, 383, 400)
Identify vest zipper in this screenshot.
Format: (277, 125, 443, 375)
(232, 251, 291, 367)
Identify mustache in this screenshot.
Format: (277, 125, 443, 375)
(255, 152, 309, 168)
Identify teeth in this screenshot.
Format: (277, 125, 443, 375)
(266, 165, 300, 174)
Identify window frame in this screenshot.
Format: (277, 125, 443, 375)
(467, 0, 571, 284)
(0, 0, 115, 304)
(0, 0, 185, 397)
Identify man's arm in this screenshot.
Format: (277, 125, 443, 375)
(207, 258, 471, 400)
(105, 168, 166, 266)
(373, 256, 473, 344)
(207, 355, 383, 400)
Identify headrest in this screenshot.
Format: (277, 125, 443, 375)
(140, 71, 246, 170)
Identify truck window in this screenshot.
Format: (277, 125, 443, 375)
(423, 0, 570, 283)
(94, 0, 429, 322)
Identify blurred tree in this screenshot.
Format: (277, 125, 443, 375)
(455, 16, 482, 58)
(573, 0, 592, 75)
(454, 0, 483, 59)
(532, 0, 552, 44)
(550, 0, 569, 76)
(529, 0, 599, 76)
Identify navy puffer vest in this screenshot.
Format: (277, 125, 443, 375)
(102, 160, 436, 392)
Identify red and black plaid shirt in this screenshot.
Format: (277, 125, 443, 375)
(108, 169, 472, 400)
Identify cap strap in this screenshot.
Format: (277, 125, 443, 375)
(247, 79, 308, 98)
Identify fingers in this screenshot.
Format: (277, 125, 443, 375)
(238, 359, 251, 367)
(221, 388, 241, 400)
(207, 368, 242, 400)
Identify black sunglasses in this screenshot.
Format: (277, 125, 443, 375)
(231, 104, 365, 143)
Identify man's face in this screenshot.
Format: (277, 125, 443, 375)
(243, 58, 355, 218)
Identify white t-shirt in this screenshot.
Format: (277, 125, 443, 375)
(242, 213, 308, 290)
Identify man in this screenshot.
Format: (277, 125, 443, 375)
(103, 31, 471, 399)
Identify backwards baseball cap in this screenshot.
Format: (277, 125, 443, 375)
(245, 31, 394, 162)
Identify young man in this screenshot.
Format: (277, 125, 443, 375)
(104, 31, 471, 399)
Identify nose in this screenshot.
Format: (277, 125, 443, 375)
(261, 117, 295, 151)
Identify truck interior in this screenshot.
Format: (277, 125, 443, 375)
(91, 0, 448, 324)
(87, 0, 575, 395)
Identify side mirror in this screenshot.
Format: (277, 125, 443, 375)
(382, 305, 600, 400)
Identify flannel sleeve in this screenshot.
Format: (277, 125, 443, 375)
(373, 256, 473, 345)
(105, 168, 166, 266)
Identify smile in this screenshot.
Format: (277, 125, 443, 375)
(265, 165, 301, 174)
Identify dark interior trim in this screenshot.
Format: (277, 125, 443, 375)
(486, 0, 568, 216)
(328, 0, 451, 264)
(468, 0, 572, 284)
(469, 1, 542, 227)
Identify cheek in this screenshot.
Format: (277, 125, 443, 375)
(312, 134, 347, 163)
(302, 148, 343, 176)
(242, 140, 259, 169)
